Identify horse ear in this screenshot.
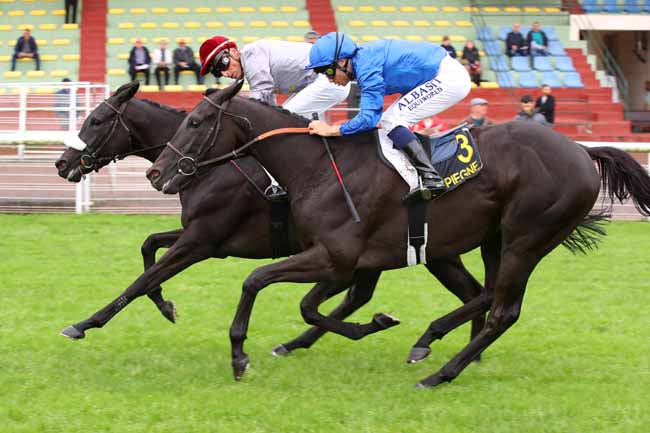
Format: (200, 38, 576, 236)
(216, 79, 244, 103)
(113, 81, 140, 103)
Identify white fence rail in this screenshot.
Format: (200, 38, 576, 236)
(0, 81, 109, 144)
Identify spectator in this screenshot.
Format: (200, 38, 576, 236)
(11, 29, 40, 71)
(411, 116, 447, 135)
(505, 23, 527, 57)
(461, 40, 481, 87)
(644, 80, 650, 111)
(128, 38, 151, 85)
(535, 84, 555, 124)
(441, 36, 457, 59)
(304, 30, 320, 44)
(55, 78, 72, 129)
(526, 22, 549, 57)
(64, 0, 78, 24)
(152, 39, 171, 90)
(463, 98, 494, 127)
(515, 95, 548, 125)
(173, 39, 202, 85)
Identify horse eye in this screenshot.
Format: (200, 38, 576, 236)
(190, 118, 201, 127)
(90, 117, 101, 126)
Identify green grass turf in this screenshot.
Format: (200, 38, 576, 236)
(0, 214, 648, 433)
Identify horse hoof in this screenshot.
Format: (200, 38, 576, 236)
(373, 312, 400, 329)
(60, 325, 85, 340)
(407, 347, 431, 364)
(232, 355, 250, 381)
(161, 301, 177, 324)
(271, 344, 290, 357)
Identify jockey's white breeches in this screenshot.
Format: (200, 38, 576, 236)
(283, 74, 351, 120)
(380, 55, 471, 132)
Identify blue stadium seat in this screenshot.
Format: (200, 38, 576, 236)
(563, 72, 584, 88)
(521, 26, 531, 36)
(603, 0, 622, 11)
(643, 0, 650, 12)
(554, 56, 576, 72)
(496, 72, 516, 88)
(542, 27, 558, 41)
(548, 41, 566, 56)
(534, 56, 553, 71)
(489, 55, 509, 72)
(483, 41, 501, 56)
(477, 27, 494, 41)
(519, 72, 539, 88)
(582, 0, 601, 13)
(498, 26, 510, 41)
(512, 56, 531, 72)
(624, 0, 641, 12)
(541, 72, 562, 88)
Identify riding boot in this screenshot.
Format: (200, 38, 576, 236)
(402, 139, 446, 201)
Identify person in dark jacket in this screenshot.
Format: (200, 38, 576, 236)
(505, 23, 527, 57)
(526, 22, 549, 57)
(515, 95, 549, 125)
(11, 29, 40, 71)
(128, 38, 151, 84)
(461, 40, 481, 87)
(535, 84, 555, 124)
(440, 35, 457, 59)
(173, 39, 203, 84)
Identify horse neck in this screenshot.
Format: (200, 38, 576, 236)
(128, 100, 185, 163)
(233, 100, 366, 189)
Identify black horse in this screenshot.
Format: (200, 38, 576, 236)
(56, 81, 488, 364)
(147, 80, 650, 387)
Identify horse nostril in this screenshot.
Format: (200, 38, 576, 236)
(147, 168, 160, 181)
(55, 159, 66, 171)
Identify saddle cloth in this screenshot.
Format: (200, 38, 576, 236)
(378, 124, 483, 197)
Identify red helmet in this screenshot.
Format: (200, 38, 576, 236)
(199, 36, 237, 76)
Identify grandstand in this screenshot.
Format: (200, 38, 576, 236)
(1, 0, 649, 143)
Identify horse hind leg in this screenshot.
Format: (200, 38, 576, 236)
(417, 248, 538, 388)
(407, 241, 500, 364)
(273, 270, 382, 356)
(297, 271, 399, 342)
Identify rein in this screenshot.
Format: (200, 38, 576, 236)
(164, 94, 310, 176)
(80, 100, 132, 170)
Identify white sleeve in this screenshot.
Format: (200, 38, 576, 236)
(151, 49, 161, 64)
(283, 74, 351, 119)
(242, 44, 276, 105)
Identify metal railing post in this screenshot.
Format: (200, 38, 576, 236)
(18, 87, 27, 139)
(75, 181, 83, 214)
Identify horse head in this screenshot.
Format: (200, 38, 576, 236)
(55, 81, 140, 182)
(147, 79, 250, 194)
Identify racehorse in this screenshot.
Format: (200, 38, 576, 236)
(146, 80, 650, 387)
(55, 81, 488, 367)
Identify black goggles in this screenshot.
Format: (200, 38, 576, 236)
(210, 52, 231, 77)
(314, 60, 348, 78)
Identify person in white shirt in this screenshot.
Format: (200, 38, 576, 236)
(151, 40, 171, 90)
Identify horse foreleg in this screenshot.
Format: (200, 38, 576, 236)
(229, 245, 338, 381)
(141, 229, 184, 323)
(60, 235, 213, 340)
(273, 270, 382, 356)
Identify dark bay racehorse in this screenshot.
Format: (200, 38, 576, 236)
(56, 81, 488, 364)
(147, 80, 650, 387)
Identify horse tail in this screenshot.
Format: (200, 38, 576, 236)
(562, 209, 610, 255)
(583, 146, 650, 216)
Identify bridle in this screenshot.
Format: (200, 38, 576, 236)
(164, 95, 310, 177)
(79, 100, 167, 170)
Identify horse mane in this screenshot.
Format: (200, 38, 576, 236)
(204, 87, 309, 126)
(138, 99, 187, 116)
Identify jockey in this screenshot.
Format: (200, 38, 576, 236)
(305, 32, 472, 198)
(198, 36, 350, 119)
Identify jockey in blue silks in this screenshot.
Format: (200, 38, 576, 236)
(305, 32, 471, 199)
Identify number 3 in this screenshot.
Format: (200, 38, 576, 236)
(456, 134, 473, 163)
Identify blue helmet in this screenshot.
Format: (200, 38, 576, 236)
(304, 32, 358, 70)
